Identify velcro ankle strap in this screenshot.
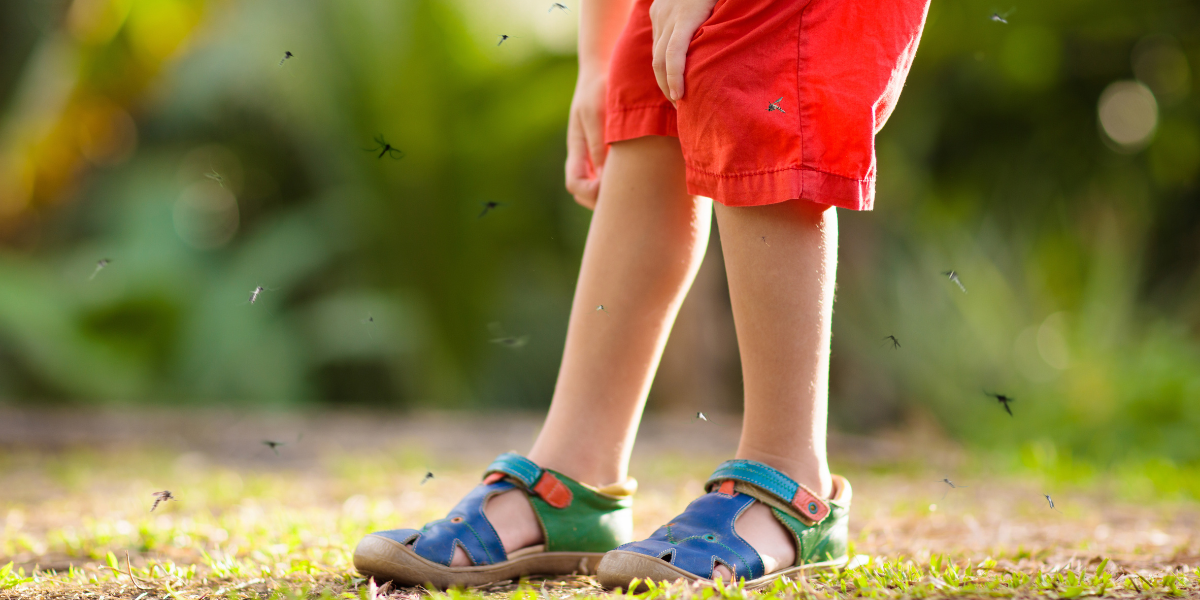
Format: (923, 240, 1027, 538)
(482, 452, 573, 509)
(705, 459, 830, 524)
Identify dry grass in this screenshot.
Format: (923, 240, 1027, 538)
(0, 408, 1197, 599)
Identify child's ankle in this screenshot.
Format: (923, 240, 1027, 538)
(733, 452, 832, 498)
(525, 451, 626, 489)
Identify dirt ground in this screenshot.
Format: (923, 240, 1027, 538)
(1, 407, 1197, 598)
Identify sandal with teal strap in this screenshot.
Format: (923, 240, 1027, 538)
(353, 452, 636, 588)
(596, 459, 852, 590)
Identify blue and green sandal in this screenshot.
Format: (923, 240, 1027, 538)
(596, 459, 851, 590)
(353, 453, 635, 588)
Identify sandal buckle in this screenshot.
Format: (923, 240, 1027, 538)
(791, 485, 831, 523)
(533, 471, 573, 509)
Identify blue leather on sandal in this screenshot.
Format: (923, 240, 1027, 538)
(612, 484, 767, 580)
(369, 478, 516, 566)
(365, 452, 632, 568)
(609, 459, 843, 582)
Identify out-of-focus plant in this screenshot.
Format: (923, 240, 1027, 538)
(829, 0, 1200, 465)
(0, 0, 587, 406)
(0, 0, 1197, 473)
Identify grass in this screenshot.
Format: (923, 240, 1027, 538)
(1, 410, 1198, 599)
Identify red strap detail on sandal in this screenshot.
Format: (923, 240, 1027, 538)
(791, 484, 831, 523)
(483, 472, 505, 485)
(532, 472, 573, 509)
(717, 480, 736, 496)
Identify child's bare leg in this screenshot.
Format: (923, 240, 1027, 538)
(450, 135, 711, 566)
(712, 199, 838, 577)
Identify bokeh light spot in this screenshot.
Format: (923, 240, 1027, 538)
(1132, 34, 1191, 106)
(1015, 326, 1057, 383)
(1037, 312, 1070, 370)
(127, 0, 198, 63)
(76, 100, 138, 166)
(1098, 81, 1158, 151)
(179, 144, 244, 195)
(173, 181, 239, 250)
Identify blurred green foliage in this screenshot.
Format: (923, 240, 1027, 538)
(0, 0, 1198, 468)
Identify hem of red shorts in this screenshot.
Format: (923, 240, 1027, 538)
(686, 165, 875, 211)
(605, 104, 679, 144)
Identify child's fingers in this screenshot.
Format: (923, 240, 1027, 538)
(572, 179, 600, 209)
(649, 0, 662, 43)
(664, 28, 690, 101)
(565, 119, 592, 182)
(565, 112, 600, 208)
(564, 153, 597, 207)
(579, 95, 608, 171)
(586, 120, 608, 172)
(651, 21, 674, 100)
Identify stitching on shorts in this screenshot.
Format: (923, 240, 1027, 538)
(796, 0, 809, 200)
(686, 163, 872, 183)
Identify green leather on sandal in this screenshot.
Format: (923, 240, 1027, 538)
(595, 466, 853, 590)
(771, 502, 849, 565)
(723, 475, 851, 567)
(354, 452, 636, 589)
(527, 473, 635, 552)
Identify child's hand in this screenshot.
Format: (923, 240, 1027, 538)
(565, 72, 608, 209)
(650, 0, 718, 102)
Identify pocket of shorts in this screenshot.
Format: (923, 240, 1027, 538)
(692, 0, 730, 41)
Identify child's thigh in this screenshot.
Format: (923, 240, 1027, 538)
(678, 0, 930, 209)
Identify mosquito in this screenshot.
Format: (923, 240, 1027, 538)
(767, 97, 786, 113)
(596, 305, 609, 314)
(151, 490, 175, 512)
(1044, 494, 1059, 511)
(985, 391, 1014, 416)
(883, 335, 901, 349)
(497, 34, 518, 46)
(205, 169, 225, 187)
(695, 412, 708, 422)
(365, 135, 406, 160)
(488, 322, 529, 349)
(421, 471, 435, 485)
(279, 51, 294, 66)
(89, 258, 112, 281)
(760, 236, 770, 246)
(548, 2, 568, 12)
(478, 201, 506, 218)
(942, 270, 967, 293)
(939, 478, 968, 500)
(263, 433, 302, 455)
(249, 285, 271, 304)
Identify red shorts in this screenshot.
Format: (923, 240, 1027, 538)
(605, 0, 930, 210)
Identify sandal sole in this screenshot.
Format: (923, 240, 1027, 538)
(595, 549, 858, 591)
(353, 534, 605, 588)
